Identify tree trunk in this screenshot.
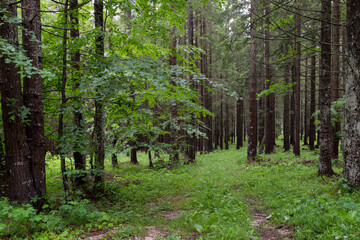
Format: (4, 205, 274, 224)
(0, 137, 5, 197)
(236, 98, 244, 149)
(0, 1, 39, 203)
(318, 0, 335, 175)
(70, 0, 87, 186)
(293, 6, 301, 156)
(331, 0, 340, 159)
(290, 65, 295, 146)
(309, 55, 316, 150)
(264, 0, 275, 154)
(94, 0, 106, 193)
(130, 148, 138, 165)
(225, 97, 230, 150)
(187, 1, 196, 162)
(58, 0, 70, 196)
(342, 0, 360, 186)
(304, 58, 309, 145)
(22, 0, 46, 206)
(111, 136, 118, 167)
(283, 64, 290, 151)
(169, 19, 179, 163)
(205, 46, 213, 153)
(247, 0, 257, 160)
(220, 90, 224, 150)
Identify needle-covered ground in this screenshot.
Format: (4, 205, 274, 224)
(1, 143, 360, 239)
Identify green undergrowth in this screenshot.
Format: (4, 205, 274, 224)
(1, 144, 360, 239)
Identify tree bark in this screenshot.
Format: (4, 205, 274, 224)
(0, 1, 39, 203)
(58, 0, 70, 196)
(283, 64, 290, 151)
(318, 0, 335, 175)
(309, 55, 316, 150)
(94, 0, 106, 193)
(0, 137, 5, 197)
(70, 0, 87, 186)
(22, 0, 46, 206)
(187, 1, 196, 162)
(236, 98, 244, 149)
(293, 5, 301, 156)
(304, 58, 309, 145)
(264, 0, 275, 154)
(331, 0, 340, 159)
(225, 97, 230, 150)
(220, 90, 224, 150)
(342, 0, 360, 186)
(247, 0, 257, 160)
(290, 65, 295, 146)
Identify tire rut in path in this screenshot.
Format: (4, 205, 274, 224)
(247, 198, 293, 240)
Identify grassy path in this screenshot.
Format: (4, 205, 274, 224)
(3, 144, 360, 239)
(103, 144, 360, 239)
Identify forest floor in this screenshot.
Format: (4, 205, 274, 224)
(2, 142, 360, 239)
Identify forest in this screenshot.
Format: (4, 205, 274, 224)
(1, 0, 360, 239)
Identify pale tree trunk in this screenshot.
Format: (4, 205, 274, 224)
(247, 0, 257, 160)
(331, 0, 340, 159)
(0, 0, 39, 203)
(343, 0, 360, 186)
(318, 0, 335, 175)
(94, 0, 106, 193)
(293, 3, 301, 156)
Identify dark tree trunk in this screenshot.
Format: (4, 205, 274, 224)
(225, 97, 230, 150)
(187, 1, 196, 162)
(220, 90, 224, 150)
(70, 0, 86, 186)
(0, 1, 39, 203)
(293, 7, 301, 156)
(22, 0, 46, 206)
(58, 0, 70, 196)
(342, 0, 360, 186)
(214, 115, 219, 150)
(318, 0, 335, 175)
(236, 98, 244, 149)
(205, 46, 213, 153)
(94, 0, 106, 193)
(264, 0, 275, 154)
(0, 137, 5, 196)
(169, 20, 179, 163)
(130, 148, 138, 165)
(148, 151, 153, 168)
(290, 65, 295, 146)
(283, 64, 290, 151)
(248, 0, 257, 160)
(309, 55, 316, 150)
(258, 79, 265, 147)
(304, 58, 309, 145)
(111, 136, 118, 167)
(331, 0, 340, 159)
